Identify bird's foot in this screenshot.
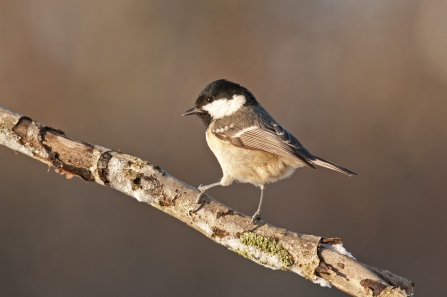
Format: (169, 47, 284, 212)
(250, 211, 262, 224)
(196, 184, 207, 204)
(189, 185, 207, 215)
(245, 211, 262, 230)
(196, 191, 207, 204)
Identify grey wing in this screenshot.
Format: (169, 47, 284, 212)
(212, 122, 316, 168)
(270, 122, 316, 166)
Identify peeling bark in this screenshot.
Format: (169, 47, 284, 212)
(0, 105, 414, 297)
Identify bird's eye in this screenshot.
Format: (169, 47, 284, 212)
(206, 97, 213, 103)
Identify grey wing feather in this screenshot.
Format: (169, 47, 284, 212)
(310, 156, 357, 176)
(270, 122, 316, 164)
(213, 122, 316, 169)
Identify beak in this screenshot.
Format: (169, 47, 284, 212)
(182, 107, 201, 116)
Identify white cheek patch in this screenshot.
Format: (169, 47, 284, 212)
(202, 95, 246, 119)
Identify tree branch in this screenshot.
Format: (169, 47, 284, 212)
(0, 104, 414, 297)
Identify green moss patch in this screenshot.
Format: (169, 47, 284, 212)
(239, 232, 294, 268)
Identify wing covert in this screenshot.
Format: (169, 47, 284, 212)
(212, 121, 315, 168)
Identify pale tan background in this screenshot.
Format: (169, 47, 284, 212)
(1, 1, 446, 296)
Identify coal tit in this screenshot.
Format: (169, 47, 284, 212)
(183, 79, 357, 222)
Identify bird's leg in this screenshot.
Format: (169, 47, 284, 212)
(251, 185, 265, 223)
(196, 181, 221, 204)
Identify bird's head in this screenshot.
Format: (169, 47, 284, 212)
(182, 79, 257, 125)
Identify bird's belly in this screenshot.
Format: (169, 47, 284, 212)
(206, 130, 305, 187)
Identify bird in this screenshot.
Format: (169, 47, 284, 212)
(183, 79, 357, 223)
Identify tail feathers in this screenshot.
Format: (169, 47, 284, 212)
(311, 156, 357, 176)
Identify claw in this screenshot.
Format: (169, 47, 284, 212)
(196, 191, 206, 204)
(250, 211, 262, 224)
(246, 211, 262, 230)
(189, 191, 206, 215)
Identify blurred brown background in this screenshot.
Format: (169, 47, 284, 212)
(1, 1, 446, 296)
